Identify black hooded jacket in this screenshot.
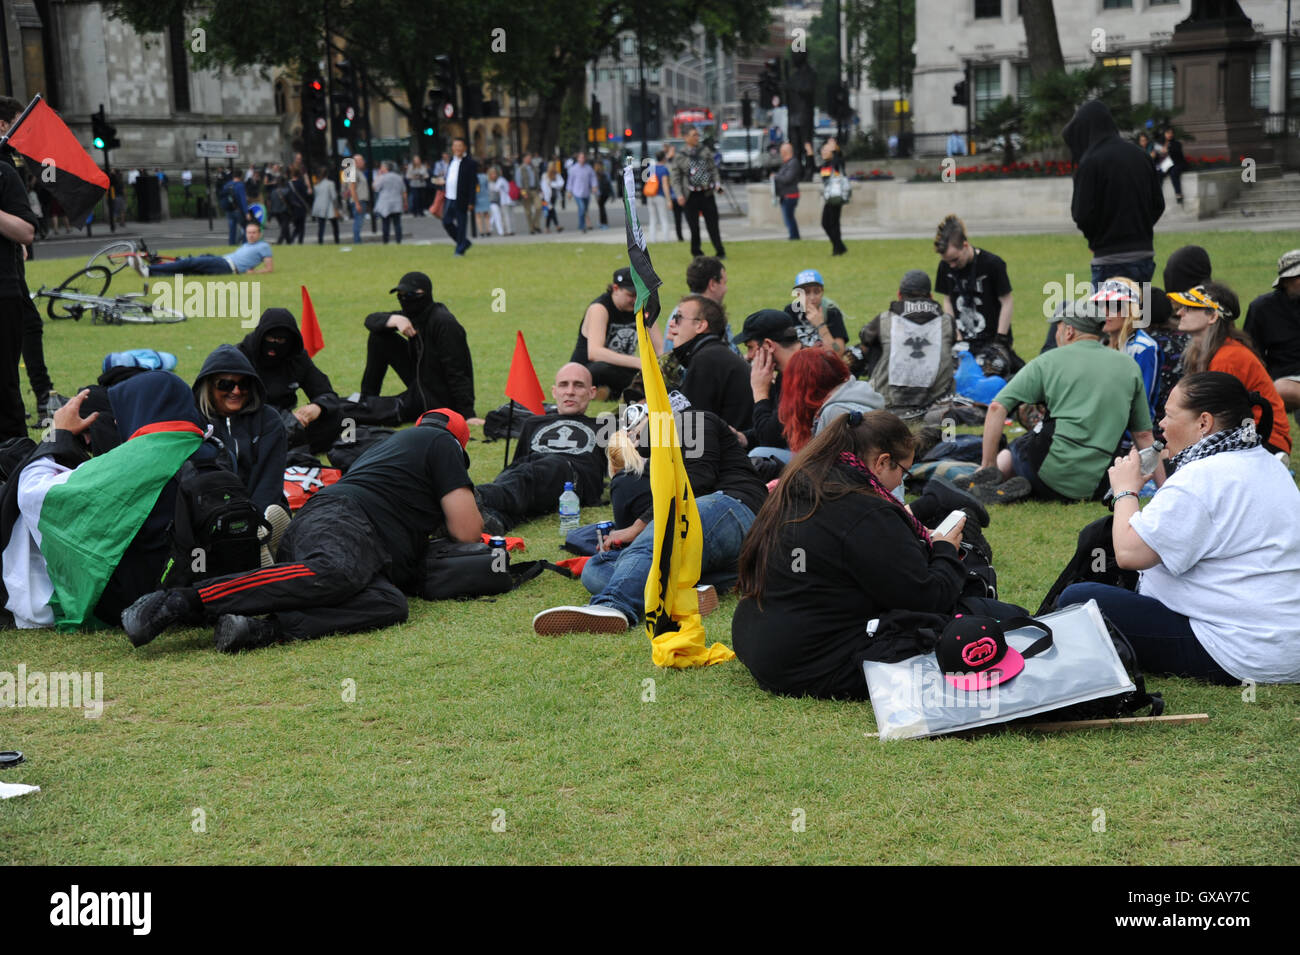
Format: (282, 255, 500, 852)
(674, 332, 755, 431)
(363, 297, 476, 418)
(1062, 100, 1164, 257)
(237, 307, 340, 416)
(193, 345, 288, 513)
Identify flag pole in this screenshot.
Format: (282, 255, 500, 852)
(0, 93, 42, 149)
(503, 402, 514, 470)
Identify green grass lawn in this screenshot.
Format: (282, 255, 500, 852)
(5, 230, 1298, 864)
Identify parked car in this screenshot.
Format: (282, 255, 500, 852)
(718, 128, 777, 181)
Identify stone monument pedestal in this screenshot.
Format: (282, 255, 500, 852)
(1165, 12, 1272, 163)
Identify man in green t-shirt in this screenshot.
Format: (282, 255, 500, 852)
(972, 300, 1158, 502)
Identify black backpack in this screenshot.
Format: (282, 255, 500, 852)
(420, 538, 571, 600)
(1036, 516, 1138, 616)
(481, 401, 556, 441)
(161, 462, 267, 587)
(1028, 614, 1165, 722)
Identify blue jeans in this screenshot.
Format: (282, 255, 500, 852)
(1091, 258, 1154, 288)
(226, 210, 242, 245)
(581, 491, 756, 623)
(1058, 582, 1237, 685)
(351, 202, 368, 244)
(575, 196, 590, 232)
(780, 197, 800, 239)
(442, 199, 470, 254)
(150, 255, 234, 275)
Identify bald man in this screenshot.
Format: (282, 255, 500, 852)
(475, 363, 612, 534)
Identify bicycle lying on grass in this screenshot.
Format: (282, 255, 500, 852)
(31, 239, 186, 324)
(31, 267, 185, 324)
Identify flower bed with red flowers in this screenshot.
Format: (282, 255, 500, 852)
(909, 159, 1075, 182)
(849, 169, 895, 181)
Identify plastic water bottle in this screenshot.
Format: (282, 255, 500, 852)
(558, 482, 580, 540)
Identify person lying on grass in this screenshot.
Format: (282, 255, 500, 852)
(730, 410, 1015, 701)
(1059, 372, 1300, 685)
(122, 409, 482, 653)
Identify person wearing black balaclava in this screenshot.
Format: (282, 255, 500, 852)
(238, 306, 343, 453)
(354, 271, 479, 426)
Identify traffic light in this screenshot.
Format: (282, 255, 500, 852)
(302, 74, 328, 156)
(952, 80, 968, 106)
(422, 90, 439, 138)
(433, 55, 454, 96)
(741, 95, 753, 129)
(590, 94, 602, 131)
(646, 98, 660, 137)
(91, 106, 119, 151)
(828, 82, 852, 122)
(334, 60, 359, 134)
(463, 82, 483, 119)
(760, 59, 783, 108)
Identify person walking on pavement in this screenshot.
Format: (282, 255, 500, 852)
(441, 137, 477, 256)
(773, 142, 802, 241)
(348, 154, 370, 245)
(567, 152, 597, 233)
(670, 126, 725, 259)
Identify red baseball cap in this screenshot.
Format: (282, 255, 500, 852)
(416, 407, 470, 450)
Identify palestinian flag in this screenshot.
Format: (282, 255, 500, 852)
(623, 162, 732, 668)
(621, 163, 661, 326)
(5, 96, 109, 223)
(33, 422, 202, 629)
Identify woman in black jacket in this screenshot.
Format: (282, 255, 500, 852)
(732, 410, 969, 700)
(193, 345, 288, 514)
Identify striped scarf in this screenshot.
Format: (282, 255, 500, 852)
(837, 451, 932, 547)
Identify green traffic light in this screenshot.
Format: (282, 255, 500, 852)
(423, 127, 434, 136)
(93, 136, 105, 148)
(343, 118, 351, 127)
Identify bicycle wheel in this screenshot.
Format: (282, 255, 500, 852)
(105, 298, 186, 324)
(47, 266, 111, 320)
(85, 240, 136, 273)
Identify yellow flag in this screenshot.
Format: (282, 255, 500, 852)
(635, 309, 735, 668)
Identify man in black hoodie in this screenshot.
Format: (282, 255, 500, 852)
(1062, 99, 1164, 288)
(354, 271, 478, 425)
(668, 294, 753, 430)
(730, 309, 804, 465)
(238, 307, 342, 453)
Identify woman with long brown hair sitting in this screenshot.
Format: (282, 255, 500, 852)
(1170, 281, 1291, 457)
(732, 410, 1007, 700)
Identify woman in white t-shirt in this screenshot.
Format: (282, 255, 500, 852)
(1060, 371, 1300, 684)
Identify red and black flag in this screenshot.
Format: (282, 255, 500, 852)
(3, 96, 108, 223)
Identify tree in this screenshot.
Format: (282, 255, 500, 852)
(976, 96, 1025, 165)
(1020, 0, 1065, 79)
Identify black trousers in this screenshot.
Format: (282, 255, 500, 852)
(683, 191, 724, 257)
(585, 361, 637, 396)
(20, 294, 50, 402)
(476, 455, 589, 531)
(671, 198, 684, 239)
(821, 202, 846, 254)
(0, 297, 27, 438)
(315, 216, 340, 244)
(359, 330, 438, 424)
(192, 494, 408, 641)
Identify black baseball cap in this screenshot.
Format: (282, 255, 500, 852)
(390, 271, 433, 296)
(612, 268, 635, 291)
(733, 309, 799, 346)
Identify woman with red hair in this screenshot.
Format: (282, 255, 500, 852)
(778, 349, 884, 453)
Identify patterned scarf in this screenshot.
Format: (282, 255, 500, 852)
(1168, 421, 1260, 470)
(837, 451, 932, 547)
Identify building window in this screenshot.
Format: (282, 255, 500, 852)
(973, 65, 1000, 120)
(1016, 64, 1032, 100)
(1251, 47, 1271, 110)
(622, 36, 636, 56)
(1291, 46, 1300, 108)
(1099, 54, 1132, 97)
(1147, 54, 1173, 110)
(1102, 0, 1133, 9)
(974, 0, 1000, 18)
(167, 16, 191, 112)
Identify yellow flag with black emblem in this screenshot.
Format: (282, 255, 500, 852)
(622, 163, 734, 667)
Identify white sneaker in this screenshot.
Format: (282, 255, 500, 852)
(532, 605, 630, 636)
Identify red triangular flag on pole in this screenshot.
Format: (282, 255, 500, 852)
(505, 331, 546, 415)
(300, 285, 324, 357)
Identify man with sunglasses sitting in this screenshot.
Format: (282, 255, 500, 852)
(192, 345, 287, 514)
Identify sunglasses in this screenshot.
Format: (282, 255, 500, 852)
(214, 378, 249, 394)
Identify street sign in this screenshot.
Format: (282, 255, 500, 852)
(442, 101, 454, 119)
(314, 118, 327, 131)
(195, 139, 240, 159)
